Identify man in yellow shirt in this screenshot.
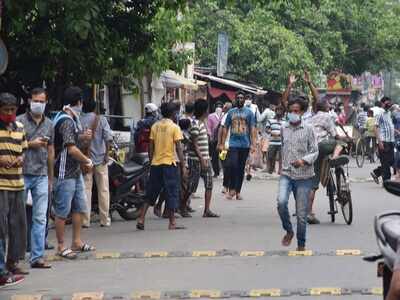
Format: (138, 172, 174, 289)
(137, 102, 186, 230)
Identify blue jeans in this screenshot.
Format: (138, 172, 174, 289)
(277, 175, 313, 248)
(25, 175, 48, 263)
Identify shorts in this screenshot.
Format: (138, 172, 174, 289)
(267, 144, 281, 161)
(312, 138, 337, 190)
(145, 165, 180, 210)
(53, 175, 88, 219)
(187, 158, 213, 194)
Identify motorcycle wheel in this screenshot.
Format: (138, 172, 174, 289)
(116, 198, 142, 221)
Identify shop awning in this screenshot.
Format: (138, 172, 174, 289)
(194, 72, 268, 96)
(161, 70, 206, 91)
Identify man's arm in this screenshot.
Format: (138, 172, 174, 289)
(148, 140, 154, 163)
(301, 129, 319, 165)
(281, 74, 297, 110)
(219, 127, 228, 151)
(304, 71, 319, 112)
(67, 145, 91, 164)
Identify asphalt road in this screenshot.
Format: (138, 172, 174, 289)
(2, 160, 394, 299)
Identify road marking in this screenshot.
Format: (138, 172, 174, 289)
(9, 288, 385, 299)
(336, 249, 362, 256)
(240, 251, 265, 257)
(11, 296, 42, 300)
(95, 252, 121, 259)
(144, 251, 169, 258)
(249, 289, 281, 297)
(192, 251, 217, 257)
(190, 290, 221, 298)
(288, 250, 313, 256)
(71, 292, 104, 300)
(309, 287, 342, 296)
(132, 291, 162, 299)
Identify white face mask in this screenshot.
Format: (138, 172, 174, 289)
(244, 100, 252, 107)
(30, 102, 46, 115)
(215, 107, 223, 116)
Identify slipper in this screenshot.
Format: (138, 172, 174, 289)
(169, 225, 186, 230)
(136, 222, 144, 230)
(31, 260, 52, 269)
(236, 195, 243, 200)
(281, 232, 294, 247)
(72, 243, 96, 252)
(203, 211, 220, 218)
(57, 248, 77, 260)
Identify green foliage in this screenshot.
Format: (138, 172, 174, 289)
(190, 0, 400, 90)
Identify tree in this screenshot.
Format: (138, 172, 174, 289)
(1, 0, 190, 108)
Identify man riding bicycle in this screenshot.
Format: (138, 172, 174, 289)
(308, 99, 349, 224)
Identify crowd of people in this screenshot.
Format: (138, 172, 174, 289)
(0, 71, 398, 288)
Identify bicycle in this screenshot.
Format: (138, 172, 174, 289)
(324, 157, 353, 225)
(355, 133, 367, 168)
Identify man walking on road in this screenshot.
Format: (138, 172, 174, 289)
(220, 92, 257, 200)
(18, 88, 53, 269)
(371, 96, 395, 184)
(136, 102, 186, 230)
(0, 93, 28, 287)
(278, 97, 318, 251)
(53, 87, 95, 260)
(81, 99, 113, 228)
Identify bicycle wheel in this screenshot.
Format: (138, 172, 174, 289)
(327, 173, 336, 223)
(336, 167, 353, 225)
(355, 138, 365, 168)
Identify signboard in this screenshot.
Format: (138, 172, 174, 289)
(217, 32, 229, 77)
(326, 71, 352, 95)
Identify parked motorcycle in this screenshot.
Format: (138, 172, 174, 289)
(91, 152, 150, 221)
(364, 180, 400, 299)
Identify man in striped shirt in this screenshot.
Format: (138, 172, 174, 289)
(182, 99, 219, 218)
(265, 106, 284, 174)
(0, 93, 28, 287)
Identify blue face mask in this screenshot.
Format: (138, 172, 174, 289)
(287, 112, 301, 124)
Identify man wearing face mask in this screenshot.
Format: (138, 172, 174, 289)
(17, 88, 54, 269)
(371, 96, 395, 184)
(52, 87, 95, 260)
(278, 96, 318, 251)
(207, 102, 223, 178)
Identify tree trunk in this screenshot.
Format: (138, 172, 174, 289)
(138, 79, 145, 118)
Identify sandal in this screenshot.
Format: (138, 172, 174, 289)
(203, 211, 220, 218)
(57, 248, 77, 260)
(31, 260, 52, 269)
(179, 209, 192, 218)
(281, 232, 294, 247)
(169, 225, 186, 230)
(136, 222, 144, 230)
(72, 243, 96, 252)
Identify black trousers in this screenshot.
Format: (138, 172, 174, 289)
(209, 141, 220, 177)
(373, 142, 394, 181)
(227, 147, 250, 193)
(222, 157, 231, 188)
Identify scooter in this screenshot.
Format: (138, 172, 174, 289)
(364, 180, 400, 299)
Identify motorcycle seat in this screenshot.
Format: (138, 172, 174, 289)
(382, 219, 400, 251)
(131, 152, 150, 165)
(123, 161, 143, 175)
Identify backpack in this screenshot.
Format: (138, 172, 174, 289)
(135, 126, 151, 153)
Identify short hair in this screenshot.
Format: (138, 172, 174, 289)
(368, 109, 374, 117)
(288, 95, 308, 112)
(194, 99, 209, 119)
(315, 100, 328, 112)
(381, 96, 392, 103)
(179, 118, 191, 131)
(160, 102, 176, 118)
(63, 86, 83, 106)
(236, 91, 245, 97)
(83, 98, 97, 113)
(185, 102, 195, 114)
(375, 100, 381, 107)
(0, 93, 18, 107)
(31, 87, 46, 98)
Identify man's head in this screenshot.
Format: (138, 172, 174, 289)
(375, 100, 382, 108)
(315, 99, 330, 113)
(63, 86, 83, 107)
(185, 102, 195, 115)
(236, 92, 245, 108)
(194, 99, 209, 120)
(381, 96, 393, 111)
(368, 109, 374, 117)
(0, 93, 18, 124)
(160, 102, 176, 119)
(83, 98, 97, 113)
(275, 106, 285, 119)
(144, 103, 158, 117)
(223, 102, 232, 113)
(363, 105, 370, 112)
(30, 87, 47, 116)
(287, 96, 308, 126)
